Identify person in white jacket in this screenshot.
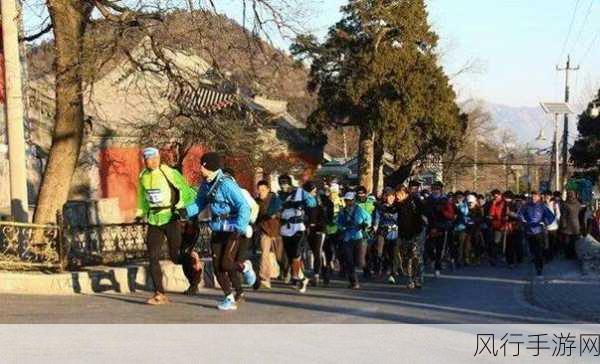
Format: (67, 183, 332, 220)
(543, 191, 561, 260)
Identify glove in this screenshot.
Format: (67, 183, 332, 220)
(244, 225, 253, 239)
(222, 220, 236, 232)
(177, 208, 188, 220)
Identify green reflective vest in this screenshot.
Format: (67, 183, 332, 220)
(136, 164, 197, 226)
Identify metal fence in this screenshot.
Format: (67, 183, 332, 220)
(0, 221, 62, 271)
(0, 217, 213, 271)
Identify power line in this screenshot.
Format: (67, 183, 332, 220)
(558, 0, 581, 62)
(579, 26, 600, 64)
(569, 0, 594, 55)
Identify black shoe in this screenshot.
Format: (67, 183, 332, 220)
(184, 285, 199, 296)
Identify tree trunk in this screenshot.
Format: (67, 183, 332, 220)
(358, 124, 374, 193)
(372, 133, 384, 196)
(33, 0, 91, 224)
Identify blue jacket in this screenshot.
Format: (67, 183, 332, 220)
(454, 202, 471, 232)
(373, 204, 398, 240)
(186, 170, 251, 234)
(518, 201, 555, 236)
(338, 204, 372, 242)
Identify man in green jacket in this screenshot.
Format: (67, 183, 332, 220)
(136, 147, 197, 305)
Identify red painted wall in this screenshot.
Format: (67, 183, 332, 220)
(98, 145, 318, 222)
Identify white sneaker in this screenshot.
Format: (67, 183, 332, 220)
(434, 270, 441, 278)
(299, 278, 309, 293)
(217, 294, 237, 311)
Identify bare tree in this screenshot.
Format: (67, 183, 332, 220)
(19, 0, 308, 224)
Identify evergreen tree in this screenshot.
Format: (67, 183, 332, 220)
(570, 90, 600, 182)
(292, 0, 464, 191)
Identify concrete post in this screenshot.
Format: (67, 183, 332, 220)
(1, 0, 29, 221)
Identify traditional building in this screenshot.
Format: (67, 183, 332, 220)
(25, 37, 323, 223)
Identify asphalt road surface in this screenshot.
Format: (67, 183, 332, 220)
(0, 263, 576, 324)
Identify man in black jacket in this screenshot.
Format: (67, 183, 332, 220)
(397, 181, 426, 289)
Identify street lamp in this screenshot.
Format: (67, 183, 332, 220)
(540, 102, 573, 193)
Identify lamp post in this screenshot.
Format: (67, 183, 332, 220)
(540, 102, 573, 193)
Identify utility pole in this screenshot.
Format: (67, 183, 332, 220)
(473, 138, 478, 191)
(556, 55, 579, 195)
(1, 0, 29, 222)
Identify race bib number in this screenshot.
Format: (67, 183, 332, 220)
(146, 189, 164, 205)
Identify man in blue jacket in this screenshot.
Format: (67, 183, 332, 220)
(338, 192, 372, 289)
(517, 191, 555, 277)
(186, 152, 253, 310)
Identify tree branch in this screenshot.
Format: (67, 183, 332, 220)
(19, 23, 53, 42)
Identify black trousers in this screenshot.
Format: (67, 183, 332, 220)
(323, 233, 339, 280)
(147, 221, 182, 294)
(527, 233, 545, 275)
(211, 232, 244, 296)
(341, 240, 366, 284)
(427, 231, 446, 271)
(308, 230, 325, 276)
(505, 231, 523, 266)
(180, 223, 202, 288)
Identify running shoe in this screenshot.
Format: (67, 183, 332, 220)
(242, 260, 257, 287)
(217, 295, 237, 311)
(146, 292, 170, 305)
(387, 275, 396, 284)
(434, 270, 441, 278)
(299, 278, 309, 293)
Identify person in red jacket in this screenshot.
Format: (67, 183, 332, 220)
(487, 189, 507, 266)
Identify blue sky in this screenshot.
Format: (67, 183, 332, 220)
(23, 0, 600, 107)
(218, 0, 600, 108)
(298, 0, 600, 107)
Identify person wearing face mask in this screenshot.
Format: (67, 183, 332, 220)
(278, 174, 316, 293)
(424, 181, 456, 278)
(185, 152, 253, 311)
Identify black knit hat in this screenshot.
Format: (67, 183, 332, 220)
(200, 152, 222, 172)
(408, 180, 421, 188)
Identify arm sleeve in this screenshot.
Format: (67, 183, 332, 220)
(186, 183, 208, 219)
(224, 181, 251, 234)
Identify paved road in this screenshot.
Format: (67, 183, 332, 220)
(1, 262, 583, 324)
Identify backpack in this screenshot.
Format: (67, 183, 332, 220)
(241, 188, 259, 224)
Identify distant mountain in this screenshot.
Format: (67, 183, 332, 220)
(484, 102, 585, 145)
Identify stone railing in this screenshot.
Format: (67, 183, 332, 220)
(576, 235, 600, 275)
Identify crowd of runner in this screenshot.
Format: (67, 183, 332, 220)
(136, 148, 597, 310)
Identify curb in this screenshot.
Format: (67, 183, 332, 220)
(0, 258, 216, 295)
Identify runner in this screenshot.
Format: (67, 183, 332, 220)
(373, 187, 399, 283)
(321, 182, 344, 286)
(185, 152, 253, 311)
(517, 191, 555, 277)
(304, 181, 326, 286)
(424, 181, 455, 278)
(136, 147, 197, 305)
(255, 180, 283, 289)
(487, 189, 507, 266)
(337, 192, 372, 289)
(397, 181, 426, 289)
(278, 174, 316, 293)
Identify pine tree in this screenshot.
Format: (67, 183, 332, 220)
(570, 90, 600, 183)
(292, 0, 464, 191)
